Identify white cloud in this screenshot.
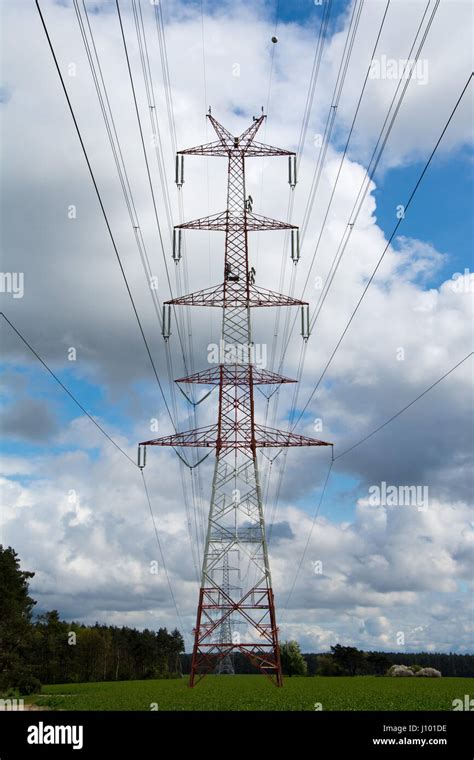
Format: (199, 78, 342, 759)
(0, 0, 472, 653)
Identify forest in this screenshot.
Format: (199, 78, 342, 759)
(1, 545, 473, 695)
(0, 546, 184, 693)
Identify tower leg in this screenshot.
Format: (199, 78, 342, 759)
(138, 114, 332, 689)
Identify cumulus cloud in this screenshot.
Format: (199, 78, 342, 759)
(0, 0, 472, 653)
(1, 398, 59, 440)
(272, 497, 473, 651)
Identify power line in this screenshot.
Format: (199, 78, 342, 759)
(23, 4, 199, 619)
(146, 0, 203, 393)
(77, 0, 191, 442)
(291, 71, 473, 433)
(258, 0, 362, 586)
(1, 310, 190, 640)
(263, 1, 438, 542)
(152, 0, 178, 154)
(115, 0, 191, 379)
(115, 0, 167, 264)
(72, 0, 202, 579)
(36, 1, 206, 579)
(267, 340, 308, 542)
(35, 0, 178, 436)
(295, 0, 334, 167)
(143, 0, 200, 394)
(134, 0, 174, 242)
(258, 0, 333, 297)
(269, 0, 364, 410)
(279, 350, 473, 616)
(335, 352, 474, 460)
(267, 0, 280, 102)
(1, 312, 136, 467)
(299, 0, 390, 248)
(264, 0, 335, 374)
(278, 0, 435, 368)
(267, 65, 471, 596)
(144, 0, 202, 410)
(267, 0, 362, 397)
(74, 0, 166, 336)
(116, 2, 200, 500)
(264, 0, 370, 539)
(280, 456, 334, 619)
(200, 0, 208, 110)
(263, 0, 348, 430)
(140, 469, 188, 638)
(308, 0, 438, 334)
(140, 0, 208, 567)
(299, 0, 366, 245)
(133, 0, 206, 567)
(199, 0, 214, 350)
(194, 0, 218, 558)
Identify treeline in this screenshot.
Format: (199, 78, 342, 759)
(2, 545, 473, 694)
(30, 611, 184, 685)
(181, 653, 260, 676)
(303, 646, 474, 677)
(382, 652, 474, 678)
(0, 546, 184, 694)
(180, 646, 474, 678)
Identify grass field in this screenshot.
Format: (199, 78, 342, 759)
(29, 675, 473, 711)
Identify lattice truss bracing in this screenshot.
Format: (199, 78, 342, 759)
(139, 113, 332, 686)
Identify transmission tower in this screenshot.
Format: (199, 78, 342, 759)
(139, 112, 332, 687)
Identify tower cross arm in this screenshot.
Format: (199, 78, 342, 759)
(244, 141, 295, 157)
(139, 425, 333, 449)
(139, 424, 218, 448)
(178, 140, 230, 157)
(178, 114, 295, 157)
(237, 114, 266, 150)
(140, 110, 323, 688)
(207, 113, 235, 148)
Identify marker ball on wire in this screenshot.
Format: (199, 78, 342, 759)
(271, 36, 278, 43)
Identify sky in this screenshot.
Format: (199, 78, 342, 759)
(0, 0, 473, 655)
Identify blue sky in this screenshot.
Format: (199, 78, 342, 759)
(374, 149, 474, 284)
(1, 0, 472, 654)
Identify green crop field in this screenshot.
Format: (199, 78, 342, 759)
(28, 675, 473, 711)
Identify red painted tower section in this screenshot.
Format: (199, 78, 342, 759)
(139, 114, 331, 686)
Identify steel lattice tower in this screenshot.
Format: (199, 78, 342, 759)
(139, 113, 332, 687)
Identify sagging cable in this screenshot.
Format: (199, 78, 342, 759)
(176, 383, 215, 406)
(173, 448, 212, 469)
(256, 385, 280, 401)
